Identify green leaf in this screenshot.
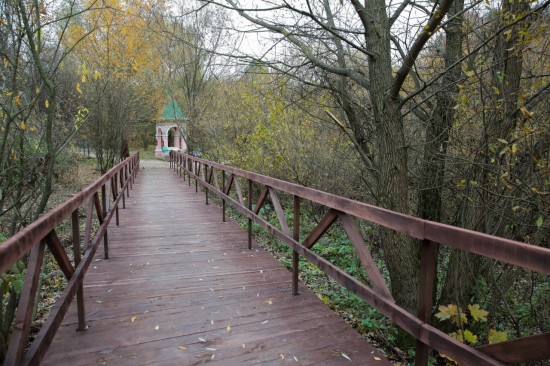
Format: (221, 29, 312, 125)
(12, 279, 24, 294)
(488, 329, 508, 344)
(468, 304, 488, 322)
(536, 216, 543, 228)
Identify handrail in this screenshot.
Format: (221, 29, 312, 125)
(170, 151, 550, 366)
(0, 152, 139, 366)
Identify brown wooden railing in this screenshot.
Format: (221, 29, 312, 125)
(170, 151, 550, 366)
(0, 152, 139, 366)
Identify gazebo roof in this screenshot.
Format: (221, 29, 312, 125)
(161, 100, 186, 121)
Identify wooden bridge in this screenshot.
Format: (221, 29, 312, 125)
(1, 153, 549, 365)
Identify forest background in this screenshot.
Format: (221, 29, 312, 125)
(0, 0, 548, 364)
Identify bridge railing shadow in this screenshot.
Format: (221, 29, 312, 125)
(0, 153, 139, 366)
(170, 151, 549, 366)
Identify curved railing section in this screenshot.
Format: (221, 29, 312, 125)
(170, 151, 549, 366)
(0, 152, 139, 366)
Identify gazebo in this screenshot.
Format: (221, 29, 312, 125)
(155, 100, 187, 159)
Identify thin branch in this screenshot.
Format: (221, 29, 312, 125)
(389, 0, 456, 100)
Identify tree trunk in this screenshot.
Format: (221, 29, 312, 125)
(365, 0, 419, 313)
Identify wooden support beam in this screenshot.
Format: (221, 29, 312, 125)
(254, 186, 269, 215)
(268, 187, 290, 236)
(233, 176, 245, 206)
(476, 332, 550, 364)
(45, 230, 75, 280)
(302, 209, 338, 249)
(338, 213, 394, 301)
(5, 241, 46, 366)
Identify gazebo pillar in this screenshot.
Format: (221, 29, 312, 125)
(156, 128, 163, 151)
(174, 129, 181, 149)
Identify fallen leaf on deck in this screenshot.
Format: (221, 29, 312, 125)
(96, 300, 102, 304)
(198, 337, 206, 342)
(280, 354, 285, 360)
(154, 325, 160, 330)
(242, 344, 246, 348)
(266, 300, 272, 305)
(226, 325, 231, 331)
(342, 353, 351, 361)
(178, 346, 186, 350)
(261, 320, 268, 325)
(211, 320, 214, 325)
(211, 355, 215, 360)
(131, 316, 137, 323)
(294, 356, 298, 361)
(374, 356, 381, 361)
(206, 348, 217, 351)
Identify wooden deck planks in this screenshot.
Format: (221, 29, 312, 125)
(41, 161, 390, 366)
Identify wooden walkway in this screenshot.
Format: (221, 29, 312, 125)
(41, 161, 390, 366)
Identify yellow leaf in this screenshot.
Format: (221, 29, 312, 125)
(0, 18, 6, 26)
(449, 331, 463, 342)
(519, 106, 534, 119)
(76, 82, 83, 95)
(81, 63, 88, 83)
(29, 127, 36, 132)
(20, 122, 26, 130)
(6, 91, 13, 96)
(436, 304, 467, 326)
(94, 70, 101, 80)
(511, 143, 518, 154)
(463, 329, 478, 344)
(177, 346, 187, 350)
(14, 95, 22, 107)
(468, 304, 488, 322)
(435, 305, 453, 320)
(45, 99, 49, 109)
(35, 87, 40, 94)
(488, 329, 508, 344)
(465, 70, 475, 77)
(132, 60, 139, 72)
(3, 57, 8, 68)
(131, 316, 137, 323)
(226, 325, 231, 331)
